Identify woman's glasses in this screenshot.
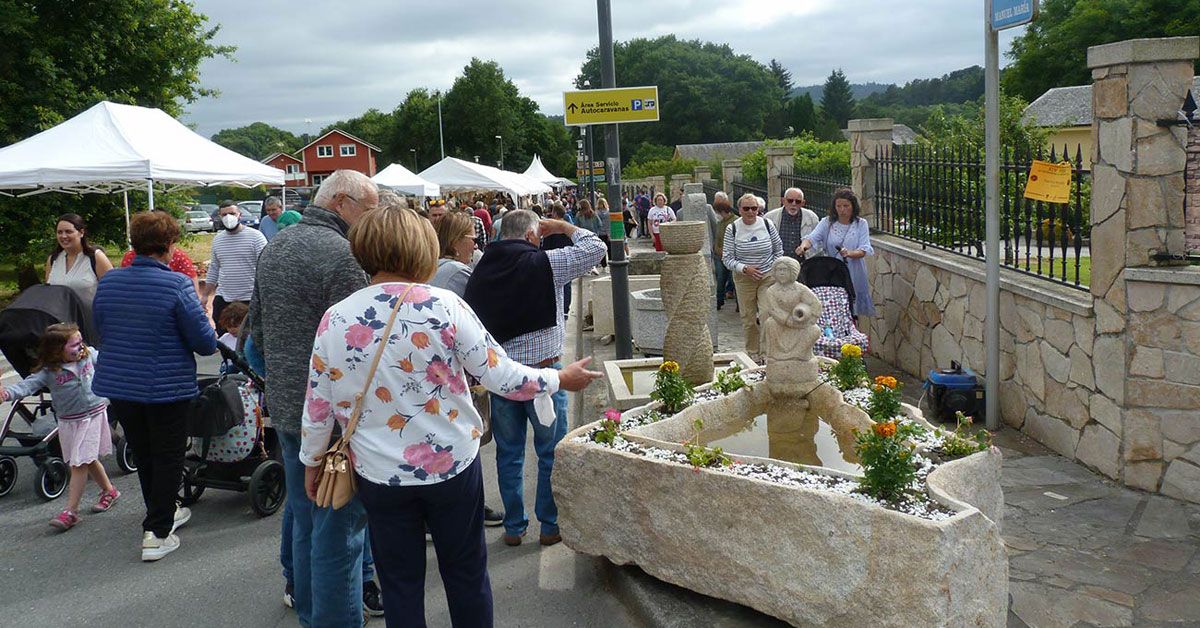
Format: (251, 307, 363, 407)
(739, 206, 758, 212)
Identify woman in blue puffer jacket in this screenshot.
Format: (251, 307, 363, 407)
(92, 211, 218, 562)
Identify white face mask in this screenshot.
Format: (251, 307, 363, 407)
(221, 214, 240, 230)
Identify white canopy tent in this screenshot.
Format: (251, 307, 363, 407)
(0, 101, 285, 240)
(372, 163, 440, 197)
(419, 157, 551, 199)
(522, 155, 574, 188)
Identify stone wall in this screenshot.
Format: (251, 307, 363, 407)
(867, 239, 1107, 475)
(1187, 126, 1200, 253)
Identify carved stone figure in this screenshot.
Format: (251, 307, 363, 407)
(761, 257, 823, 396)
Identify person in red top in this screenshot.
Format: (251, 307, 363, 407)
(473, 201, 493, 240)
(120, 246, 199, 296)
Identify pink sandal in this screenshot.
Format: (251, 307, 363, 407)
(50, 510, 80, 530)
(92, 488, 121, 513)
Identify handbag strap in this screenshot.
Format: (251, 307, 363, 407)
(333, 282, 416, 448)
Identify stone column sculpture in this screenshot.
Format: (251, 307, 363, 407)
(658, 221, 714, 385)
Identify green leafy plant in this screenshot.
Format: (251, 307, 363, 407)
(854, 420, 918, 503)
(650, 361, 694, 414)
(592, 408, 623, 446)
(828, 343, 868, 391)
(867, 376, 903, 422)
(936, 412, 992, 459)
(713, 365, 747, 395)
(682, 418, 732, 469)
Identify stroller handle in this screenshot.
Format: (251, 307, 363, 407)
(217, 343, 266, 390)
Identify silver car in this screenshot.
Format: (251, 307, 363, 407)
(183, 210, 214, 233)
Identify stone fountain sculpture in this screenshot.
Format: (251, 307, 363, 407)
(761, 258, 822, 398)
(657, 220, 714, 385)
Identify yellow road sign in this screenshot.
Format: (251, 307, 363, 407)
(563, 86, 659, 126)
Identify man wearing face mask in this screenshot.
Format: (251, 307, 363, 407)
(203, 200, 268, 334)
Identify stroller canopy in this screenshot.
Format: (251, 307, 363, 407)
(800, 256, 856, 316)
(0, 285, 97, 377)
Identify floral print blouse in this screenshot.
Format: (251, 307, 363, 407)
(299, 282, 560, 485)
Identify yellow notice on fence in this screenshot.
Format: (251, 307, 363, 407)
(1023, 160, 1072, 203)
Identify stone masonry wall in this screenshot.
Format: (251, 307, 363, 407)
(1187, 126, 1200, 253)
(867, 238, 1112, 478)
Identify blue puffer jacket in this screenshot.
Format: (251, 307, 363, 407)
(92, 256, 218, 403)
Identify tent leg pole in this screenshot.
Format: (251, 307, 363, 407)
(123, 191, 131, 248)
(147, 179, 155, 210)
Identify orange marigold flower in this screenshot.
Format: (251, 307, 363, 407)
(423, 398, 440, 415)
(872, 421, 897, 438)
(840, 344, 862, 358)
(659, 360, 680, 374)
(412, 332, 431, 349)
(873, 375, 898, 389)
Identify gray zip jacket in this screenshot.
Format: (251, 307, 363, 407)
(3, 349, 107, 420)
(247, 206, 367, 435)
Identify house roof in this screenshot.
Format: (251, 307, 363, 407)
(299, 129, 382, 153)
(673, 141, 766, 162)
(1024, 76, 1200, 127)
(261, 152, 302, 164)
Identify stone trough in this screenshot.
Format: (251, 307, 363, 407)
(554, 258, 1007, 627)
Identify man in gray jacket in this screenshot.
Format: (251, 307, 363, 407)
(248, 169, 378, 627)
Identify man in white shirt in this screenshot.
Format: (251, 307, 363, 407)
(203, 200, 267, 333)
(764, 187, 821, 261)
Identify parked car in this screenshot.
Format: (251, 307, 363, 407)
(237, 201, 262, 228)
(182, 210, 214, 233)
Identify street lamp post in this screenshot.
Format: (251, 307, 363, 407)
(410, 148, 417, 171)
(496, 135, 504, 170)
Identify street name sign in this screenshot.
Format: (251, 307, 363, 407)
(991, 0, 1037, 30)
(563, 86, 659, 126)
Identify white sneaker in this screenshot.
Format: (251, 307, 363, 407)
(141, 531, 180, 561)
(172, 506, 191, 532)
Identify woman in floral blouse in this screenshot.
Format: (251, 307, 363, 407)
(300, 206, 601, 626)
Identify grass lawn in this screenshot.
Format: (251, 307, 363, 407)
(1015, 255, 1090, 287)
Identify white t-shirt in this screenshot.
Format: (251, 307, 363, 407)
(647, 206, 676, 234)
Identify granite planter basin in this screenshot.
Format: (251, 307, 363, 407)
(554, 368, 1007, 627)
(631, 287, 718, 355)
(602, 353, 758, 411)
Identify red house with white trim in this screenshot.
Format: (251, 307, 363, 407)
(297, 129, 380, 187)
(262, 152, 307, 186)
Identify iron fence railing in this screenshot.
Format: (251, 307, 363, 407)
(778, 166, 850, 215)
(701, 180, 723, 201)
(730, 179, 767, 203)
(874, 143, 1090, 289)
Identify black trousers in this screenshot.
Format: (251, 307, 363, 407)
(211, 295, 247, 336)
(111, 399, 189, 538)
(357, 457, 492, 628)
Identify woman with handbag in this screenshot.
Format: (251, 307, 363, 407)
(300, 206, 601, 627)
(92, 211, 218, 561)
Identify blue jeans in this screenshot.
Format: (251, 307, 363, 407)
(282, 512, 375, 585)
(489, 385, 569, 537)
(279, 430, 367, 627)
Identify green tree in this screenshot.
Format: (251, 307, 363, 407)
(1003, 0, 1200, 102)
(576, 36, 785, 160)
(443, 59, 525, 168)
(764, 59, 794, 138)
(211, 122, 301, 160)
(787, 93, 819, 136)
(0, 0, 232, 277)
(820, 69, 856, 130)
(392, 89, 443, 172)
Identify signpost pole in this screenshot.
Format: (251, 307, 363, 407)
(983, 0, 1001, 431)
(597, 0, 633, 359)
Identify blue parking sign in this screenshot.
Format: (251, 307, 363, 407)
(991, 0, 1036, 30)
(631, 99, 643, 111)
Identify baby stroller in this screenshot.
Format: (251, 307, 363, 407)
(0, 285, 136, 500)
(800, 256, 870, 360)
(180, 343, 285, 517)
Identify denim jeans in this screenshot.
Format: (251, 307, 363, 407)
(283, 510, 375, 585)
(489, 384, 569, 537)
(278, 430, 367, 627)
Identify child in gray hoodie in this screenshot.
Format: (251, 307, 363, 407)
(0, 323, 119, 530)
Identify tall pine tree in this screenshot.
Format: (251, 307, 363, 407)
(820, 69, 856, 129)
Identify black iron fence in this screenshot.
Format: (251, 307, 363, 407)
(701, 179, 723, 200)
(730, 179, 767, 203)
(779, 166, 850, 215)
(874, 143, 1090, 289)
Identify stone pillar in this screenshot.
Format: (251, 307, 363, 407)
(848, 118, 894, 228)
(1187, 126, 1200, 253)
(721, 159, 742, 196)
(694, 166, 712, 182)
(659, 221, 715, 385)
(1087, 36, 1199, 493)
(765, 146, 794, 209)
(645, 175, 666, 197)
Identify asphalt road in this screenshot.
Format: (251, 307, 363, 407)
(0, 317, 640, 628)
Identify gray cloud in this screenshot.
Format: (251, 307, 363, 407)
(184, 0, 1025, 137)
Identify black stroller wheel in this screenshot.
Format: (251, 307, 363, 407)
(249, 459, 285, 517)
(115, 437, 137, 474)
(35, 458, 68, 501)
(0, 456, 18, 497)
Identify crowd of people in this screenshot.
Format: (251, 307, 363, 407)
(13, 170, 877, 627)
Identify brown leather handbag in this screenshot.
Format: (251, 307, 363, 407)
(314, 283, 414, 509)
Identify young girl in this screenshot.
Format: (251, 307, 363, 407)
(0, 323, 118, 530)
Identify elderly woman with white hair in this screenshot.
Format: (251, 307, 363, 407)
(721, 192, 783, 360)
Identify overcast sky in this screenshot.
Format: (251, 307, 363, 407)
(183, 0, 1025, 138)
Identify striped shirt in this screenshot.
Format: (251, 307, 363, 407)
(502, 228, 606, 365)
(207, 227, 267, 301)
(722, 218, 783, 274)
